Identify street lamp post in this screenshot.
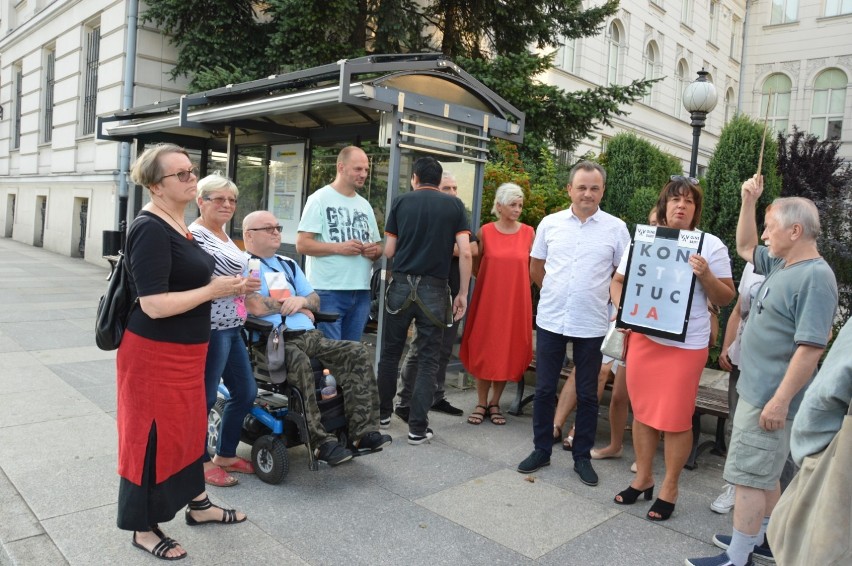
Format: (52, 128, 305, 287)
(682, 68, 718, 178)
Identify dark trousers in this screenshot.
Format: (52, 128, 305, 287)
(532, 325, 604, 460)
(377, 277, 449, 436)
(398, 317, 459, 407)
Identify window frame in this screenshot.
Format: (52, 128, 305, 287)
(607, 21, 623, 85)
(770, 0, 799, 25)
(81, 24, 101, 137)
(43, 48, 56, 144)
(809, 69, 847, 141)
(761, 73, 793, 135)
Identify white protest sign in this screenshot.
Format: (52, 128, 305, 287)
(617, 225, 704, 341)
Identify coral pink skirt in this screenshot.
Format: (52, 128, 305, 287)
(625, 332, 708, 432)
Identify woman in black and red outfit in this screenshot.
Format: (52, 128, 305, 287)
(118, 144, 248, 560)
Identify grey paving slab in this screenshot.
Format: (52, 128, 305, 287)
(418, 468, 618, 559)
(28, 347, 115, 366)
(0, 468, 44, 544)
(0, 380, 102, 428)
(1, 535, 69, 566)
(0, 413, 118, 520)
(43, 504, 310, 566)
(0, 321, 97, 351)
(0, 364, 68, 395)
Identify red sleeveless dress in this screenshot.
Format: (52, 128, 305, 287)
(460, 222, 534, 381)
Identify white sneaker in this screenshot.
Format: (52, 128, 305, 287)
(710, 483, 735, 514)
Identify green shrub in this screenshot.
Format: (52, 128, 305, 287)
(599, 132, 682, 231)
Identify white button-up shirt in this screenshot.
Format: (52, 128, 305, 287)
(532, 207, 630, 338)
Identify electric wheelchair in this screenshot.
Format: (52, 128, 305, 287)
(206, 313, 348, 484)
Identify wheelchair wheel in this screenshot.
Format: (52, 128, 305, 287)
(251, 435, 288, 484)
(207, 398, 226, 457)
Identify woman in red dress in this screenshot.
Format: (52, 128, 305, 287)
(460, 183, 534, 425)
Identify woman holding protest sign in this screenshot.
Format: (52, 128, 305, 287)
(611, 176, 735, 521)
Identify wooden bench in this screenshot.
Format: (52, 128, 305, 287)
(508, 358, 574, 416)
(685, 385, 730, 469)
(513, 357, 731, 470)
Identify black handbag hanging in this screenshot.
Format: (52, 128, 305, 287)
(95, 252, 138, 351)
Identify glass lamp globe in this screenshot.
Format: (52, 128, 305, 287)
(682, 70, 718, 113)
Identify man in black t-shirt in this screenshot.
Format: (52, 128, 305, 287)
(396, 172, 478, 421)
(377, 158, 472, 445)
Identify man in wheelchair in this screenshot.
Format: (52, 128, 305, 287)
(243, 211, 391, 466)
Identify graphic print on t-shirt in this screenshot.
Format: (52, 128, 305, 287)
(326, 206, 372, 243)
(266, 271, 293, 301)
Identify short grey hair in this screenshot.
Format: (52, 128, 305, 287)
(568, 160, 607, 186)
(441, 171, 457, 182)
(491, 182, 524, 216)
(197, 173, 239, 199)
(129, 143, 189, 188)
(771, 197, 820, 240)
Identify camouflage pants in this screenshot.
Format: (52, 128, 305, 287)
(284, 330, 379, 447)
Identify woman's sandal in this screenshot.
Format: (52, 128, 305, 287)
(132, 529, 186, 561)
(487, 405, 506, 425)
(219, 457, 254, 474)
(185, 496, 247, 526)
(562, 429, 575, 451)
(614, 484, 654, 505)
(467, 405, 487, 425)
(647, 498, 675, 521)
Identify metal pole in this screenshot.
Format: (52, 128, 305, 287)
(117, 0, 139, 239)
(690, 121, 701, 178)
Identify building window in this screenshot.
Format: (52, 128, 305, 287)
(559, 38, 576, 74)
(14, 66, 23, 150)
(709, 1, 720, 44)
(810, 69, 847, 140)
(730, 16, 742, 59)
(44, 49, 55, 143)
(81, 25, 101, 136)
(770, 0, 798, 24)
(643, 41, 660, 104)
(825, 0, 852, 16)
(675, 59, 689, 118)
(682, 0, 693, 25)
(724, 88, 736, 123)
(607, 21, 623, 85)
(761, 73, 793, 134)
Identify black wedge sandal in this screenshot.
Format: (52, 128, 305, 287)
(185, 495, 247, 526)
(647, 497, 675, 521)
(614, 484, 654, 505)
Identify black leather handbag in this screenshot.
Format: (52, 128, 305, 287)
(95, 252, 137, 351)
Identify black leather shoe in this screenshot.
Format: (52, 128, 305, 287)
(431, 398, 464, 416)
(394, 406, 410, 423)
(574, 458, 599, 486)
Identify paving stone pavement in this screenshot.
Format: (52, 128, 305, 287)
(0, 237, 739, 565)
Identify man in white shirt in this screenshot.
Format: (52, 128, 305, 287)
(517, 161, 630, 487)
(296, 146, 383, 341)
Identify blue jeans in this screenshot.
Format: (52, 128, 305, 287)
(204, 326, 257, 460)
(377, 276, 450, 436)
(532, 326, 603, 460)
(316, 289, 371, 342)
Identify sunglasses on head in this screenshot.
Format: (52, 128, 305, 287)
(670, 175, 699, 185)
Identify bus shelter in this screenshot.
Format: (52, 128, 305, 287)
(97, 52, 526, 364)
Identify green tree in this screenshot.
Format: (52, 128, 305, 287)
(704, 114, 781, 276)
(598, 133, 682, 230)
(776, 127, 852, 333)
(143, 0, 655, 167)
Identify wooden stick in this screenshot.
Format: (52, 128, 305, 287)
(756, 90, 773, 177)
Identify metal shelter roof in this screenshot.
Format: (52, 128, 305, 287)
(97, 53, 525, 148)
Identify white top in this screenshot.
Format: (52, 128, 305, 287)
(297, 184, 381, 290)
(616, 231, 732, 349)
(727, 262, 765, 366)
(532, 207, 630, 337)
(189, 223, 248, 330)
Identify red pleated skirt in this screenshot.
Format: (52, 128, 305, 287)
(625, 332, 708, 432)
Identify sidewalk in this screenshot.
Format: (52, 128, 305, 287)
(0, 237, 735, 565)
